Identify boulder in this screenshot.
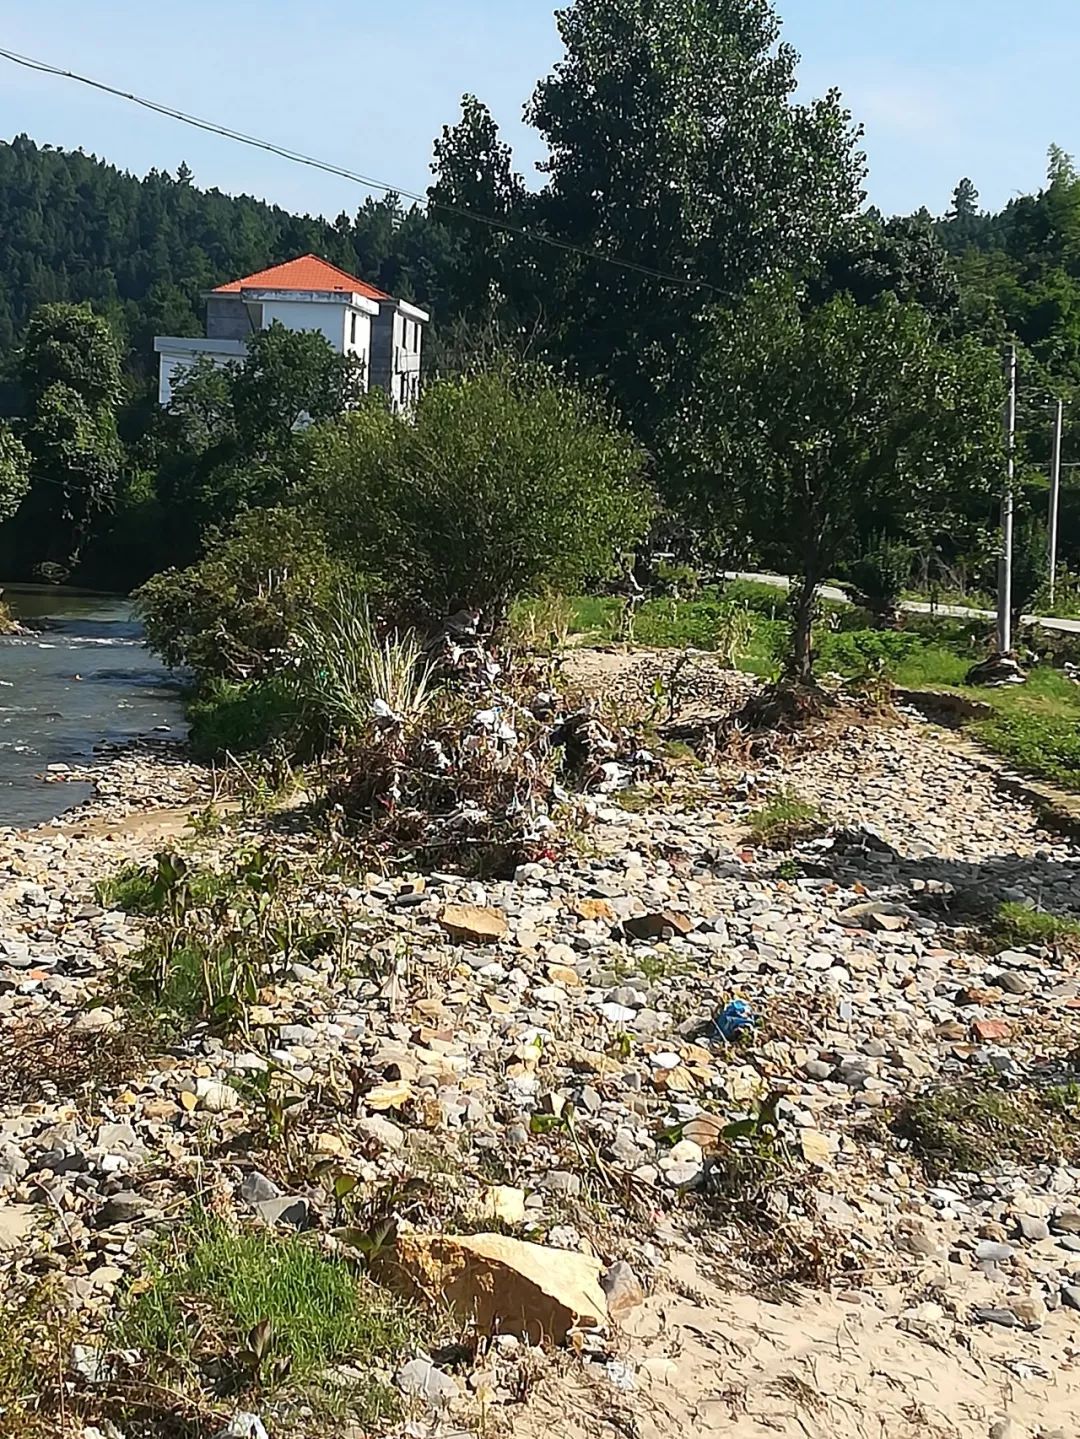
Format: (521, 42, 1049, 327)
(623, 911, 694, 941)
(439, 904, 508, 945)
(379, 1232, 608, 1342)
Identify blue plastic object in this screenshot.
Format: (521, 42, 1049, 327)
(713, 998, 756, 1042)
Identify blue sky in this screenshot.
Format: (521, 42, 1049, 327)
(0, 0, 1074, 221)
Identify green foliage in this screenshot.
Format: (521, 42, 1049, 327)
(671, 285, 1005, 679)
(989, 901, 1080, 952)
(814, 628, 927, 674)
(5, 304, 126, 575)
(429, 95, 527, 329)
(159, 326, 368, 557)
(96, 855, 227, 915)
(119, 1211, 416, 1423)
(290, 588, 433, 748)
(19, 302, 122, 408)
(304, 366, 650, 622)
(0, 425, 30, 522)
(187, 678, 303, 760)
(746, 791, 829, 849)
(123, 848, 334, 1036)
(846, 535, 917, 627)
(136, 507, 349, 681)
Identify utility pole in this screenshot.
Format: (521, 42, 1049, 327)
(997, 343, 1017, 653)
(1049, 397, 1064, 607)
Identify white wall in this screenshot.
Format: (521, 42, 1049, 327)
(261, 298, 347, 352)
(344, 309, 372, 387)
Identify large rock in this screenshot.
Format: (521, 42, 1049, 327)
(0, 1202, 34, 1252)
(623, 911, 694, 941)
(439, 904, 508, 945)
(380, 1232, 608, 1342)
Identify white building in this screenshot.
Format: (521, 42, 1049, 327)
(154, 254, 429, 410)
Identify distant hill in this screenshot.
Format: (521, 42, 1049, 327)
(0, 134, 447, 376)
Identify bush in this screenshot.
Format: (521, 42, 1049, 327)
(187, 677, 303, 760)
(815, 628, 926, 673)
(845, 535, 915, 628)
(136, 507, 350, 682)
(302, 365, 651, 623)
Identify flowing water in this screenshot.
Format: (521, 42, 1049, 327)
(0, 586, 185, 826)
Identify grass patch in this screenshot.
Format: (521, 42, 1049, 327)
(894, 1080, 1080, 1179)
(974, 704, 1080, 790)
(611, 785, 655, 814)
(118, 1212, 420, 1425)
(96, 858, 227, 916)
(746, 791, 829, 849)
(988, 900, 1080, 953)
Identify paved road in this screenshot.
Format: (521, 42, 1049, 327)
(725, 572, 1080, 637)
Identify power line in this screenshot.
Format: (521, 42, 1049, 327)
(0, 45, 722, 298)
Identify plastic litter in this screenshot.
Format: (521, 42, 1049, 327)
(712, 998, 756, 1042)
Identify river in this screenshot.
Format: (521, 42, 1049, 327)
(0, 585, 186, 826)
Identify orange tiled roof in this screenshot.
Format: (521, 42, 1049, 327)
(213, 253, 389, 301)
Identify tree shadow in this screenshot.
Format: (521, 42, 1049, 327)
(799, 826, 1080, 927)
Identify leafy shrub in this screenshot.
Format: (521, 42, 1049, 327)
(301, 365, 651, 623)
(815, 628, 926, 673)
(137, 507, 350, 682)
(846, 535, 915, 627)
(187, 677, 303, 760)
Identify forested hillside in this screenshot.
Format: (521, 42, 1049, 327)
(0, 134, 447, 373)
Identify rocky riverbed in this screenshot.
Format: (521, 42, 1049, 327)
(2, 673, 1080, 1439)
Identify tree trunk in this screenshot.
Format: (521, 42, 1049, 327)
(787, 576, 817, 686)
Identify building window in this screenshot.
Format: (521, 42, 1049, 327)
(350, 312, 358, 347)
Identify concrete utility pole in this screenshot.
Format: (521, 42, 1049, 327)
(1049, 397, 1064, 607)
(998, 343, 1018, 654)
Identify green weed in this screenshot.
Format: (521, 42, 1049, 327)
(989, 901, 1080, 953)
(118, 1211, 419, 1424)
(746, 791, 829, 849)
(894, 1082, 1080, 1179)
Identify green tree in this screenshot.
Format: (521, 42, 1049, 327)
(670, 286, 1005, 682)
(429, 95, 529, 329)
(19, 303, 122, 408)
(9, 305, 126, 576)
(0, 426, 30, 523)
(230, 323, 366, 447)
(301, 366, 650, 622)
(526, 0, 865, 435)
(157, 325, 366, 559)
(948, 178, 980, 224)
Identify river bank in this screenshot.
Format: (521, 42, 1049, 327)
(3, 665, 1080, 1437)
